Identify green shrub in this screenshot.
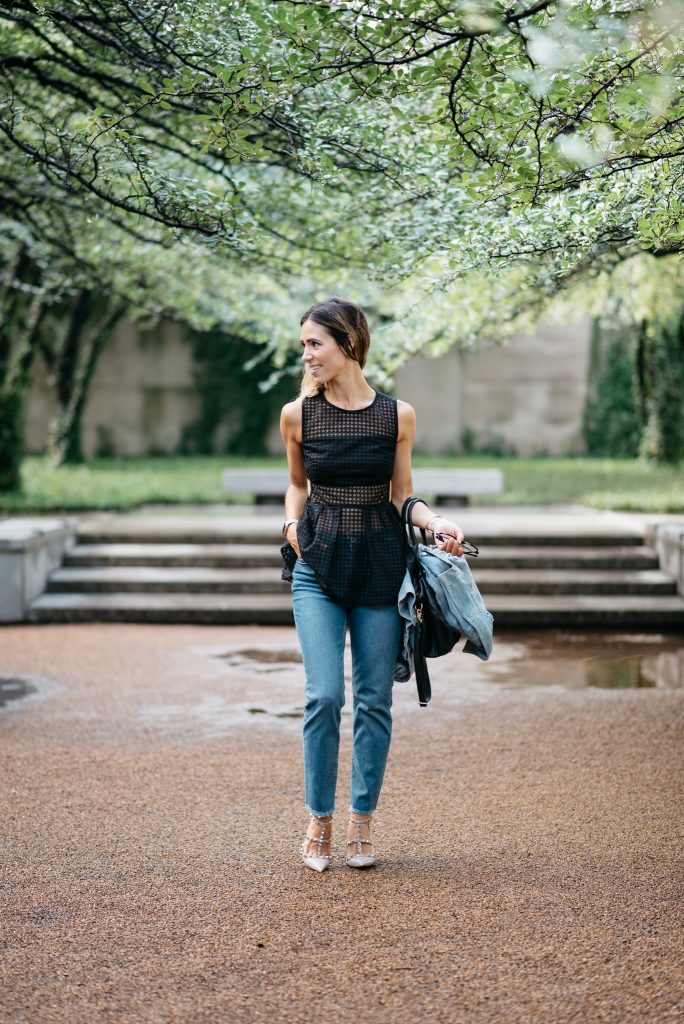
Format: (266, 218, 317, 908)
(583, 320, 642, 457)
(585, 308, 684, 464)
(180, 330, 293, 456)
(652, 309, 684, 464)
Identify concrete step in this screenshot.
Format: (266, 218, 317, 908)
(27, 591, 684, 628)
(63, 543, 660, 571)
(76, 524, 645, 548)
(28, 592, 294, 624)
(77, 528, 280, 546)
(45, 565, 677, 596)
(474, 546, 659, 570)
(33, 508, 684, 628)
(484, 594, 684, 628)
(48, 566, 286, 593)
(472, 569, 676, 596)
(64, 543, 282, 568)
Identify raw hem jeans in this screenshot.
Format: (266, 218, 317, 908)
(291, 558, 402, 818)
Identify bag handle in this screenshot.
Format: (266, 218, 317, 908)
(401, 496, 429, 549)
(400, 496, 432, 708)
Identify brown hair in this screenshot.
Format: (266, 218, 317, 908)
(299, 296, 371, 397)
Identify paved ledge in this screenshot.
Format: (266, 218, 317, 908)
(76, 505, 649, 543)
(0, 517, 76, 550)
(651, 523, 684, 597)
(0, 517, 77, 622)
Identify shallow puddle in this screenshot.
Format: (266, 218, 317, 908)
(218, 648, 302, 675)
(0, 677, 37, 708)
(481, 632, 684, 691)
(584, 657, 654, 689)
(133, 632, 684, 740)
(220, 633, 684, 699)
(247, 706, 304, 719)
(229, 649, 302, 665)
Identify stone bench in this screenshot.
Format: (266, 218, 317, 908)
(0, 518, 77, 622)
(222, 468, 503, 506)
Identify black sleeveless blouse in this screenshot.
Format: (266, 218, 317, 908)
(294, 389, 406, 607)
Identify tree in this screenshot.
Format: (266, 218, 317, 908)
(1, 2, 683, 487)
(581, 256, 684, 462)
(0, 231, 63, 489)
(40, 291, 126, 465)
(641, 305, 684, 463)
(0, 212, 312, 483)
(583, 319, 643, 457)
(2, 2, 682, 279)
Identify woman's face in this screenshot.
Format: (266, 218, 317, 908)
(300, 318, 349, 384)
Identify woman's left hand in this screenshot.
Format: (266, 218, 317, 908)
(431, 517, 465, 557)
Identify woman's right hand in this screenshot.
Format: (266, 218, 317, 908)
(286, 522, 301, 557)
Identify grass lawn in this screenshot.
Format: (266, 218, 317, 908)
(1, 454, 683, 514)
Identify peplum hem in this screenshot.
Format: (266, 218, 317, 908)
(297, 496, 405, 607)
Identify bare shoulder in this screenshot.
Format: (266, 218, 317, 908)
(280, 397, 303, 426)
(396, 399, 416, 438)
(396, 398, 415, 419)
(280, 397, 303, 439)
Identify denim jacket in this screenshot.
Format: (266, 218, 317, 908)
(394, 545, 494, 683)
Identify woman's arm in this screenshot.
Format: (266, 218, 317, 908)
(390, 400, 465, 557)
(280, 399, 308, 557)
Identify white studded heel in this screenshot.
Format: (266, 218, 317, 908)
(301, 816, 333, 873)
(346, 813, 376, 869)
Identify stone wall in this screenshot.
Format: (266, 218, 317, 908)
(26, 319, 200, 458)
(26, 315, 590, 458)
(393, 319, 590, 456)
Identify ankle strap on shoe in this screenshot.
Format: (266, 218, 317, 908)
(348, 814, 372, 845)
(306, 816, 333, 840)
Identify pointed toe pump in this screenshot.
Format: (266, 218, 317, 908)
(301, 816, 333, 873)
(346, 813, 376, 869)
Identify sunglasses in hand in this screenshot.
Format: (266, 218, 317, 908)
(434, 533, 480, 557)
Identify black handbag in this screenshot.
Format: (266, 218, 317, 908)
(280, 540, 298, 582)
(401, 497, 463, 707)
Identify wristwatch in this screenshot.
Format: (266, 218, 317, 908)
(282, 518, 299, 537)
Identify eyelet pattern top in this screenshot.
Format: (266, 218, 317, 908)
(292, 389, 407, 606)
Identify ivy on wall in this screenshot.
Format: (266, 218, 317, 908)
(180, 329, 293, 456)
(583, 318, 642, 458)
(583, 310, 684, 463)
(643, 309, 684, 465)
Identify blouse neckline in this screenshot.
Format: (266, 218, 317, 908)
(320, 389, 379, 413)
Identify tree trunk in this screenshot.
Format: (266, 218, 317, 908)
(0, 247, 46, 492)
(0, 389, 25, 492)
(63, 303, 126, 464)
(46, 296, 126, 466)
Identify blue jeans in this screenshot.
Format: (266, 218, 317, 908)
(291, 558, 402, 817)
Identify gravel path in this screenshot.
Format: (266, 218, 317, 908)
(1, 624, 682, 1024)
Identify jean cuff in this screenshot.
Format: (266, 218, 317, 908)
(305, 803, 335, 818)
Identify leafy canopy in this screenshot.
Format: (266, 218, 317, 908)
(1, 0, 682, 363)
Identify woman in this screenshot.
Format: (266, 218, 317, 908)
(280, 296, 465, 872)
